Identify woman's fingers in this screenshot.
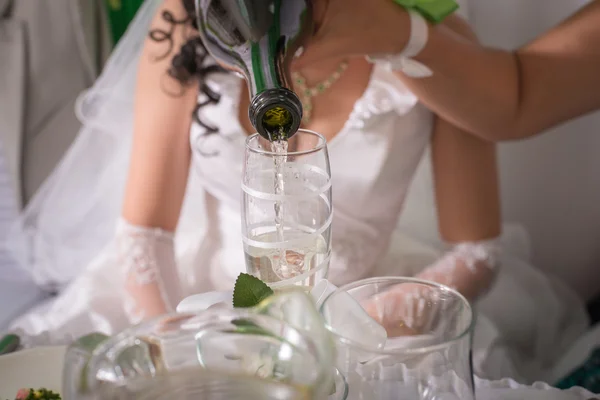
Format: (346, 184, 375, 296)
(361, 284, 437, 337)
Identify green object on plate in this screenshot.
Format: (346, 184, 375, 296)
(392, 0, 459, 23)
(0, 334, 20, 355)
(17, 388, 61, 400)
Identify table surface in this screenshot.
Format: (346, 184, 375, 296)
(0, 346, 596, 399)
(475, 377, 597, 400)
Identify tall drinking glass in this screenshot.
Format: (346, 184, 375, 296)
(320, 277, 475, 400)
(242, 129, 332, 289)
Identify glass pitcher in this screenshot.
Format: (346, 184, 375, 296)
(63, 290, 335, 399)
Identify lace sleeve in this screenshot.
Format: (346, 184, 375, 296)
(364, 239, 501, 336)
(117, 219, 182, 324)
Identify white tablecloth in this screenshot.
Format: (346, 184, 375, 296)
(475, 377, 597, 400)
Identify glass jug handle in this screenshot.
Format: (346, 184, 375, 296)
(62, 333, 109, 400)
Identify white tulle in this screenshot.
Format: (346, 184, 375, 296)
(4, 0, 163, 287)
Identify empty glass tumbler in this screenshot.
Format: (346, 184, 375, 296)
(319, 277, 475, 400)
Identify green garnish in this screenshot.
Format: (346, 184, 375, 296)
(232, 273, 274, 308)
(14, 388, 61, 400)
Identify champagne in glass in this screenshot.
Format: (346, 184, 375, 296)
(242, 130, 332, 290)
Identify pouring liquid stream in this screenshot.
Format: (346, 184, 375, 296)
(245, 127, 329, 288)
(272, 136, 289, 277)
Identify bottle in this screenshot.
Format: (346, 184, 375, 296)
(195, 0, 312, 141)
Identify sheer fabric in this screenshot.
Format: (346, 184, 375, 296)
(365, 239, 500, 335)
(117, 219, 181, 324)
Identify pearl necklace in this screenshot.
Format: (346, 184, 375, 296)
(292, 60, 349, 124)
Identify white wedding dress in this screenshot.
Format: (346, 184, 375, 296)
(3, 0, 590, 387)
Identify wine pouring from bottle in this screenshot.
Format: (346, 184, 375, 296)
(195, 0, 312, 141)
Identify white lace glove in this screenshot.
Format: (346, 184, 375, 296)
(364, 239, 501, 336)
(117, 219, 182, 325)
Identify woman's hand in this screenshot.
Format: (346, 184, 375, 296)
(362, 284, 429, 337)
(294, 0, 410, 68)
(362, 242, 499, 340)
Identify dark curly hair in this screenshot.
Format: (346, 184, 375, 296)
(148, 0, 229, 146)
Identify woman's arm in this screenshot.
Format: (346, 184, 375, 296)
(298, 0, 600, 141)
(123, 0, 198, 230)
(120, 0, 199, 322)
(363, 118, 501, 335)
(400, 2, 600, 140)
(415, 117, 501, 300)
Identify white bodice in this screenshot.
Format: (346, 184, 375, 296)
(188, 65, 433, 288)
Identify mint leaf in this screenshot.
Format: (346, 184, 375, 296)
(232, 273, 274, 308)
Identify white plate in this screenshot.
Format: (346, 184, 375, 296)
(0, 346, 66, 398)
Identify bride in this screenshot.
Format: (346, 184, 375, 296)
(5, 0, 588, 384)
